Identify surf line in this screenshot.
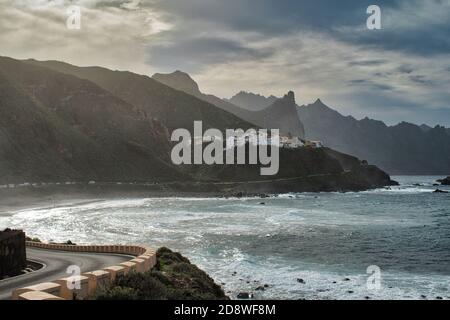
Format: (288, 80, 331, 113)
(170, 121, 280, 176)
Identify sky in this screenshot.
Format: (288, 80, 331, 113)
(0, 0, 449, 126)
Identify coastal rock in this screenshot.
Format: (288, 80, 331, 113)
(95, 247, 228, 300)
(297, 278, 305, 284)
(237, 292, 252, 299)
(433, 189, 449, 193)
(255, 286, 265, 291)
(437, 176, 450, 185)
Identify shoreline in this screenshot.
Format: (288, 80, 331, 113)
(0, 172, 398, 213)
(1, 177, 449, 300)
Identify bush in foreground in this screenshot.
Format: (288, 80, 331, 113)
(96, 247, 228, 300)
(96, 286, 139, 300)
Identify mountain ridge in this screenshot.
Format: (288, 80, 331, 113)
(227, 91, 278, 111)
(0, 56, 396, 191)
(151, 71, 305, 138)
(0, 56, 184, 183)
(24, 59, 254, 133)
(298, 99, 450, 174)
(223, 88, 450, 175)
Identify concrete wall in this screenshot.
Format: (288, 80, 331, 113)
(12, 242, 157, 300)
(0, 229, 26, 279)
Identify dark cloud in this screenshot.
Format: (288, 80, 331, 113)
(348, 60, 387, 67)
(408, 75, 431, 85)
(148, 0, 450, 56)
(396, 65, 414, 74)
(150, 0, 387, 35)
(349, 79, 370, 84)
(147, 37, 274, 73)
(373, 83, 395, 91)
(348, 79, 395, 91)
(336, 25, 450, 57)
(330, 0, 450, 57)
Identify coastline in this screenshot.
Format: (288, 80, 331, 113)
(0, 170, 397, 212)
(1, 176, 449, 300)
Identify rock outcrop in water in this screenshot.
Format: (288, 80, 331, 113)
(437, 176, 450, 186)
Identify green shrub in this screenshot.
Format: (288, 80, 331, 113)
(115, 272, 168, 300)
(95, 286, 139, 300)
(95, 248, 228, 300)
(156, 247, 190, 269)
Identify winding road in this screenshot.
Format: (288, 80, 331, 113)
(0, 247, 132, 300)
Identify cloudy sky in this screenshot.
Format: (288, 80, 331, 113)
(1, 0, 449, 126)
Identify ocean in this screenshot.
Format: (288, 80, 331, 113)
(1, 176, 449, 300)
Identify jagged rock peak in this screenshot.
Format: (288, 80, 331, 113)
(283, 91, 296, 104)
(314, 98, 323, 105)
(307, 98, 328, 109)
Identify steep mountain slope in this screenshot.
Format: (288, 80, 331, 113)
(0, 56, 396, 190)
(0, 57, 184, 183)
(25, 60, 253, 133)
(152, 71, 304, 138)
(227, 91, 278, 111)
(153, 71, 202, 97)
(298, 99, 450, 174)
(249, 91, 305, 138)
(152, 70, 257, 126)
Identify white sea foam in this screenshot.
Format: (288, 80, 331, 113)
(1, 176, 448, 300)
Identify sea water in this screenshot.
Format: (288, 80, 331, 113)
(1, 176, 449, 300)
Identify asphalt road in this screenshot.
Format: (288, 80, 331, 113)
(0, 247, 133, 300)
